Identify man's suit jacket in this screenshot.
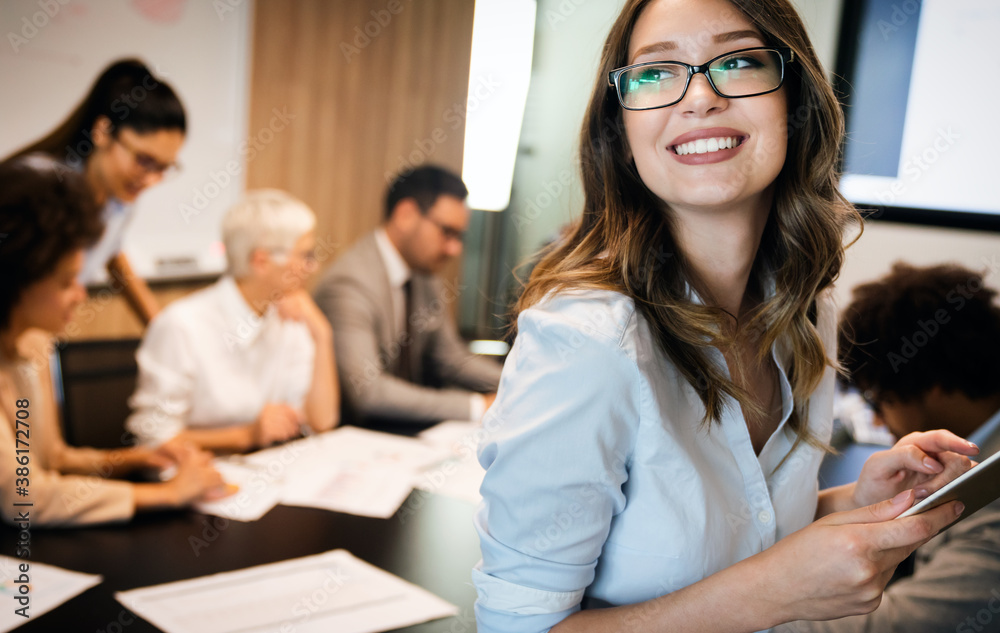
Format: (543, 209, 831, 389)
(314, 232, 502, 424)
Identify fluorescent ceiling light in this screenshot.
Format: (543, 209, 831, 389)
(461, 0, 537, 212)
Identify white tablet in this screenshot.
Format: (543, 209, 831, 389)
(898, 449, 1000, 523)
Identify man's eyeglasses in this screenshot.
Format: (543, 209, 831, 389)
(424, 215, 466, 243)
(608, 46, 794, 111)
(114, 135, 181, 177)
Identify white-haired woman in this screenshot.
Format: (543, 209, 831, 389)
(127, 190, 339, 453)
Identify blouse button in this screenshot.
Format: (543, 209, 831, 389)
(757, 510, 772, 524)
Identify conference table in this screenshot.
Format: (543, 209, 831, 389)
(1, 418, 883, 633)
(0, 423, 483, 633)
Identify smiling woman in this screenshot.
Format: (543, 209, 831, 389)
(6, 59, 187, 325)
(472, 1, 979, 632)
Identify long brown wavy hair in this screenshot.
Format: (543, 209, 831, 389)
(517, 0, 860, 439)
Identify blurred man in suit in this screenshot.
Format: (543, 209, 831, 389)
(314, 165, 501, 426)
(778, 262, 1000, 633)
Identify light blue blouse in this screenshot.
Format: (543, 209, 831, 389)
(78, 196, 134, 285)
(473, 288, 837, 633)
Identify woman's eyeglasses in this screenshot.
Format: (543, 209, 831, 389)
(114, 135, 181, 177)
(608, 47, 794, 111)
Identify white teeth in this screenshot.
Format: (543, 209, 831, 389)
(673, 137, 741, 156)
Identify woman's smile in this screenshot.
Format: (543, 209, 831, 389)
(668, 126, 749, 165)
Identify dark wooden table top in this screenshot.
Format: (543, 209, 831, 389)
(1, 490, 480, 633)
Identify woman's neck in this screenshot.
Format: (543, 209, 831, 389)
(84, 157, 110, 207)
(235, 277, 273, 317)
(671, 194, 772, 319)
(0, 324, 24, 360)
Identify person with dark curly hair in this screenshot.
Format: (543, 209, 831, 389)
(777, 262, 1000, 633)
(0, 155, 228, 527)
(841, 263, 1000, 445)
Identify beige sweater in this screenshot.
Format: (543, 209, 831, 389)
(1, 331, 134, 527)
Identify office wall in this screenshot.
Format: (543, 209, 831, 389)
(245, 0, 475, 259)
(68, 0, 475, 339)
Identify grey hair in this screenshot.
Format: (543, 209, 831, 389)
(222, 189, 315, 279)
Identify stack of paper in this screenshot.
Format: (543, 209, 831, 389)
(197, 426, 457, 521)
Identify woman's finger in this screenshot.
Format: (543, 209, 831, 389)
(866, 444, 943, 477)
(913, 452, 975, 498)
(895, 430, 980, 457)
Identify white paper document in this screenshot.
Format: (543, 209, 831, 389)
(115, 549, 458, 633)
(281, 462, 417, 519)
(194, 459, 284, 522)
(415, 421, 486, 504)
(0, 556, 102, 633)
(196, 427, 454, 521)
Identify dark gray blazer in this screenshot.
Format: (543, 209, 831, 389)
(314, 232, 502, 424)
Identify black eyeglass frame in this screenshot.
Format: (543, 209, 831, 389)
(607, 46, 796, 111)
(423, 214, 467, 243)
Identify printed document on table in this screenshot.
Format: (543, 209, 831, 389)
(0, 556, 101, 633)
(253, 427, 450, 518)
(115, 549, 458, 633)
(281, 461, 417, 519)
(415, 421, 487, 504)
(194, 459, 283, 522)
(197, 427, 454, 521)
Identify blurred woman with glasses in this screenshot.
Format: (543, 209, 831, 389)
(6, 58, 186, 325)
(125, 190, 339, 455)
(473, 1, 978, 631)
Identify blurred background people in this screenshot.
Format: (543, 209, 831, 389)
(0, 155, 226, 527)
(7, 58, 187, 325)
(126, 190, 338, 453)
(314, 165, 501, 426)
(778, 262, 1000, 632)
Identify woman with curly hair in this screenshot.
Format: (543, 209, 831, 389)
(0, 155, 227, 527)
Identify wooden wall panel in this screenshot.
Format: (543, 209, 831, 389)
(245, 0, 476, 272)
(66, 0, 475, 340)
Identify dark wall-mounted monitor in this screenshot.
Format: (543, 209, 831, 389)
(835, 0, 999, 230)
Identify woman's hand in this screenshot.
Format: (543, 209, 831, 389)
(121, 446, 176, 473)
(276, 290, 333, 343)
(757, 490, 964, 625)
(165, 444, 230, 505)
(852, 430, 977, 508)
(252, 402, 302, 448)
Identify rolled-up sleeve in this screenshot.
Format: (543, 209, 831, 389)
(473, 298, 641, 633)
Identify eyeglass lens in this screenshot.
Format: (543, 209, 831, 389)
(618, 49, 784, 110)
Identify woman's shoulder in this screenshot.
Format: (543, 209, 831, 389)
(518, 287, 638, 348)
(149, 278, 227, 327)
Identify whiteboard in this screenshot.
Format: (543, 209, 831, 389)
(0, 0, 253, 282)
